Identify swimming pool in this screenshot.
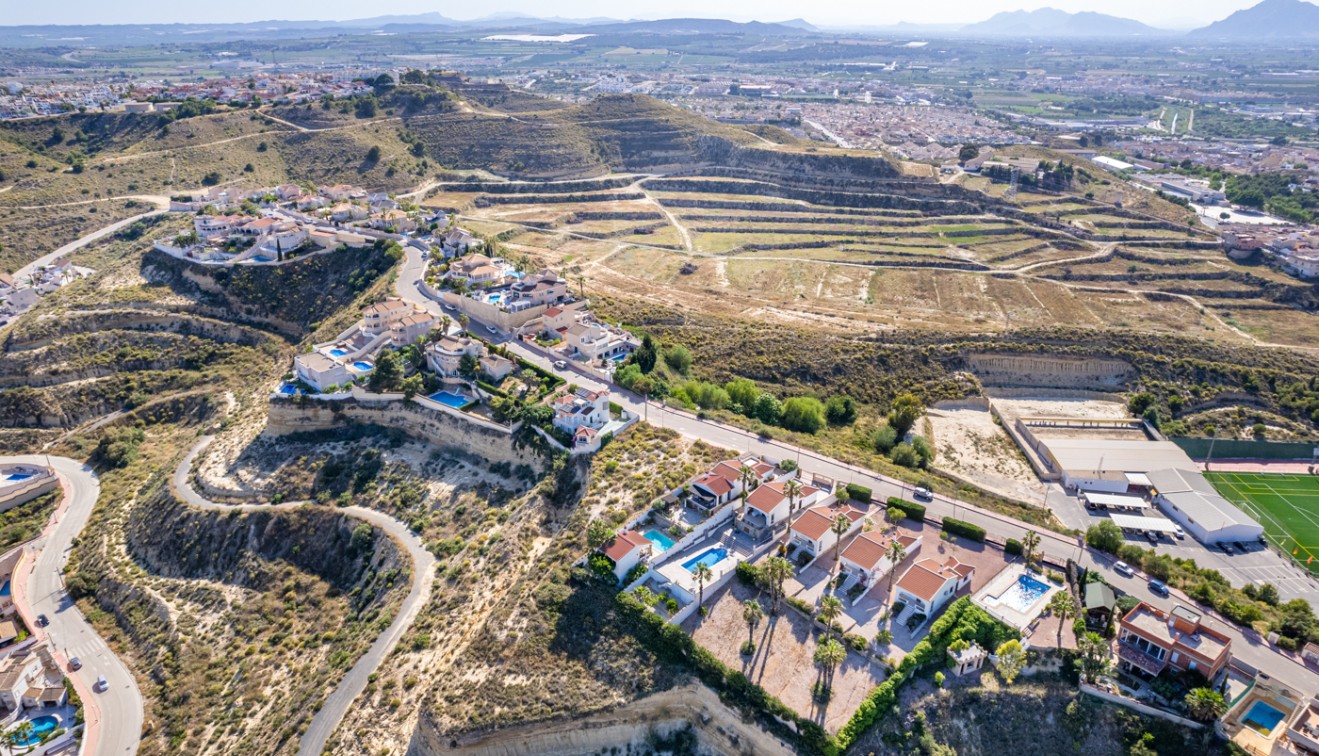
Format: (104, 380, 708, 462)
(681, 547, 728, 573)
(0, 580, 9, 598)
(328, 348, 348, 358)
(277, 383, 300, 396)
(351, 361, 374, 372)
(2, 473, 34, 482)
(1243, 700, 1288, 734)
(250, 255, 273, 263)
(991, 573, 1053, 614)
(13, 715, 58, 746)
(429, 391, 470, 409)
(642, 529, 676, 553)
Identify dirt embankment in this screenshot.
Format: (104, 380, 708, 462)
(407, 683, 794, 756)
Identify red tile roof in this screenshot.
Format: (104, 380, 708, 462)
(896, 557, 973, 602)
(792, 505, 864, 541)
(603, 531, 650, 562)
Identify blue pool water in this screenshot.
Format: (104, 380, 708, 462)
(352, 361, 374, 371)
(992, 573, 1053, 613)
(277, 383, 300, 395)
(329, 348, 348, 357)
(682, 547, 728, 573)
(643, 529, 676, 553)
(429, 391, 470, 409)
(16, 715, 58, 746)
(3, 473, 34, 482)
(485, 293, 505, 304)
(250, 255, 273, 263)
(0, 580, 9, 598)
(1244, 700, 1287, 734)
(609, 353, 628, 362)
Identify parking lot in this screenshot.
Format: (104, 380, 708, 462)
(1050, 485, 1319, 606)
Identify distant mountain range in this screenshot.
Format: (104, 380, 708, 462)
(958, 8, 1167, 37)
(1189, 0, 1319, 38)
(7, 1, 1319, 44)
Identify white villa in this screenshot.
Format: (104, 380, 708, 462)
(426, 335, 485, 377)
(736, 476, 829, 541)
(294, 352, 353, 392)
(562, 321, 639, 363)
(601, 530, 653, 583)
(840, 531, 921, 591)
(788, 503, 866, 560)
(894, 557, 974, 617)
(0, 645, 68, 712)
(552, 388, 610, 435)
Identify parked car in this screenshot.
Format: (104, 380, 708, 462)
(552, 360, 568, 370)
(36, 614, 48, 627)
(95, 675, 108, 692)
(913, 487, 933, 501)
(485, 325, 499, 335)
(68, 658, 81, 671)
(1148, 579, 1169, 596)
(1145, 530, 1160, 544)
(1173, 525, 1185, 540)
(1219, 542, 1235, 554)
(1114, 561, 1134, 577)
(1085, 500, 1098, 511)
(1235, 542, 1250, 553)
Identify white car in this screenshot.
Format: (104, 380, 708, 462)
(95, 675, 108, 692)
(486, 325, 499, 335)
(552, 360, 568, 370)
(913, 487, 933, 501)
(1114, 561, 1134, 577)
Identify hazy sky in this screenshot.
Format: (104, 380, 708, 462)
(2, 0, 1278, 30)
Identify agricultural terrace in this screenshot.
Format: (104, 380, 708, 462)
(1208, 472, 1319, 572)
(424, 173, 1318, 349)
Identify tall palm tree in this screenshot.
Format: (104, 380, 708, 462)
(830, 514, 852, 589)
(439, 314, 451, 335)
(763, 556, 793, 613)
(743, 598, 764, 650)
(693, 562, 713, 608)
(575, 274, 586, 298)
(818, 594, 844, 637)
(783, 478, 803, 514)
(1049, 591, 1077, 647)
(814, 637, 847, 698)
(457, 313, 469, 331)
(884, 540, 907, 605)
(738, 463, 757, 498)
(1022, 530, 1042, 570)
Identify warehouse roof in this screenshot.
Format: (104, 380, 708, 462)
(1042, 438, 1196, 477)
(1147, 468, 1261, 534)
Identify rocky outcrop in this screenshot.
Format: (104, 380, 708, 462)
(266, 398, 542, 470)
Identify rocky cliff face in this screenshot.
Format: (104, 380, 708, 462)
(266, 398, 543, 469)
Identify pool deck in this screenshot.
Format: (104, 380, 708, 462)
(971, 563, 1061, 632)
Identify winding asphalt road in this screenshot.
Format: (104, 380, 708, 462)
(170, 437, 436, 756)
(3, 455, 144, 755)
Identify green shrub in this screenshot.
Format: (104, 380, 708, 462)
(587, 553, 617, 582)
(942, 518, 986, 542)
(1005, 538, 1023, 556)
(887, 496, 925, 521)
(786, 596, 814, 616)
(845, 483, 873, 503)
(845, 633, 869, 652)
(735, 561, 763, 587)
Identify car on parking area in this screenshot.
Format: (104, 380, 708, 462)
(1173, 525, 1185, 540)
(1145, 530, 1160, 544)
(913, 487, 933, 501)
(1235, 542, 1250, 553)
(1219, 542, 1235, 554)
(1114, 561, 1133, 577)
(1148, 579, 1169, 596)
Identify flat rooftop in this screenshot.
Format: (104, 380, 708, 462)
(1041, 438, 1197, 476)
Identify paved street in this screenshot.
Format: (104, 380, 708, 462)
(4, 455, 143, 756)
(394, 244, 1319, 694)
(171, 437, 437, 756)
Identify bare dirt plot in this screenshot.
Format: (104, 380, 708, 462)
(686, 579, 887, 734)
(988, 393, 1130, 423)
(927, 400, 1045, 503)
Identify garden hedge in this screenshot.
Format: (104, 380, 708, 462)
(942, 517, 986, 542)
(845, 483, 873, 503)
(1005, 538, 1023, 556)
(886, 496, 925, 522)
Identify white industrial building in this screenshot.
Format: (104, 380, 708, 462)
(1146, 468, 1264, 545)
(1040, 438, 1198, 494)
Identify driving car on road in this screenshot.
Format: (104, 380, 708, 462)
(1148, 579, 1169, 596)
(552, 360, 567, 370)
(486, 325, 499, 335)
(68, 657, 81, 671)
(36, 614, 48, 627)
(95, 675, 108, 692)
(913, 487, 933, 501)
(1114, 561, 1134, 577)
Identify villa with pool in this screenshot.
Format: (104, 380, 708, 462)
(972, 564, 1062, 632)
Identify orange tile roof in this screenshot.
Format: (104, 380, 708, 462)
(603, 531, 650, 562)
(896, 557, 973, 602)
(792, 505, 864, 541)
(746, 484, 786, 514)
(841, 531, 891, 570)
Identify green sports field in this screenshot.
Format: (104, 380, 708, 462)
(1207, 472, 1319, 571)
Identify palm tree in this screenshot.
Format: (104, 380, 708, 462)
(884, 540, 907, 604)
(830, 514, 852, 589)
(439, 314, 451, 335)
(783, 478, 803, 514)
(1185, 687, 1228, 722)
(742, 598, 764, 651)
(738, 463, 757, 499)
(1022, 530, 1042, 570)
(1049, 591, 1077, 647)
(693, 562, 713, 608)
(763, 556, 793, 613)
(814, 637, 847, 698)
(818, 594, 844, 637)
(10, 720, 34, 753)
(575, 273, 586, 297)
(457, 313, 469, 331)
